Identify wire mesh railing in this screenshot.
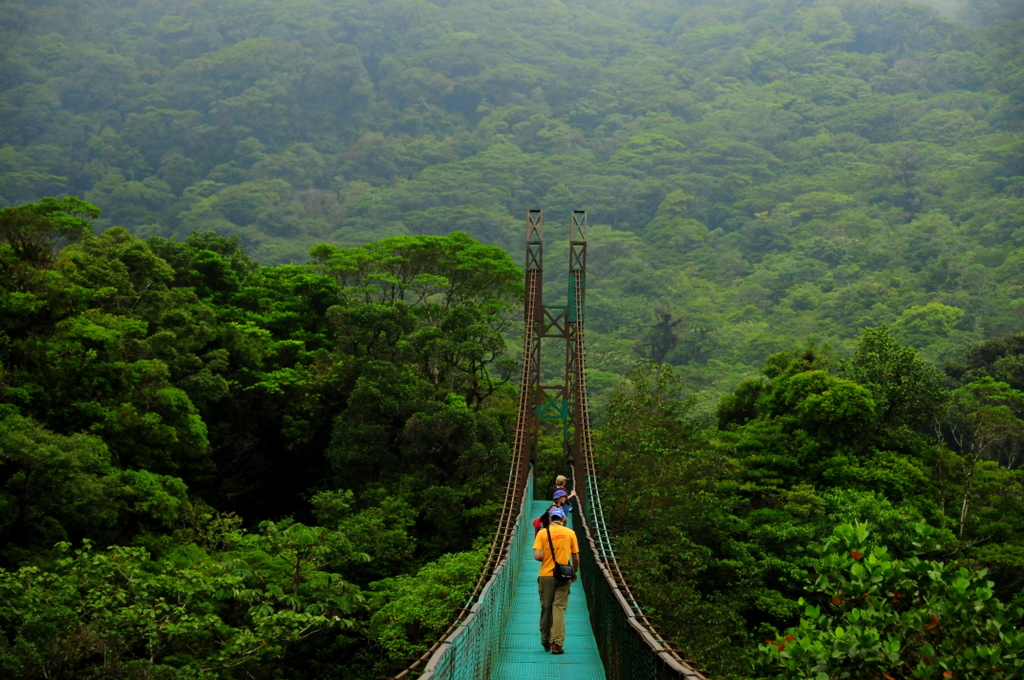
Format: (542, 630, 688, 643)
(575, 512, 705, 680)
(394, 269, 540, 679)
(410, 472, 534, 680)
(570, 271, 708, 680)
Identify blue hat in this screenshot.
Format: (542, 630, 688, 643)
(548, 506, 567, 520)
(553, 489, 568, 500)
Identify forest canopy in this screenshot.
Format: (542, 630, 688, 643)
(2, 0, 1024, 677)
(0, 197, 520, 677)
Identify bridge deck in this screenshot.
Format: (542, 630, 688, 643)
(491, 500, 607, 680)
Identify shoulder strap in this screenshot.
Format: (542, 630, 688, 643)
(545, 523, 556, 558)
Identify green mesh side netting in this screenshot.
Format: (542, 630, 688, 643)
(417, 473, 534, 680)
(577, 471, 706, 680)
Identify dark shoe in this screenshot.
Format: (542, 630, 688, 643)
(542, 641, 551, 652)
(550, 643, 564, 655)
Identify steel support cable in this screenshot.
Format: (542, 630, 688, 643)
(393, 272, 540, 680)
(570, 274, 708, 680)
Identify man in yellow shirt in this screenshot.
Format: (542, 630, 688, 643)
(531, 505, 579, 654)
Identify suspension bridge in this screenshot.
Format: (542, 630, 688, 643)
(396, 211, 708, 680)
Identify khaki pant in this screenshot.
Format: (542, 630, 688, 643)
(537, 576, 572, 646)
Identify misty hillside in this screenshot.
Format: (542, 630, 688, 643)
(2, 0, 1023, 406)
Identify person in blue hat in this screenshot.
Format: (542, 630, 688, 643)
(552, 488, 574, 516)
(532, 487, 576, 535)
(532, 505, 579, 655)
(552, 475, 577, 512)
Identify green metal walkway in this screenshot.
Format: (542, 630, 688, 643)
(490, 500, 607, 680)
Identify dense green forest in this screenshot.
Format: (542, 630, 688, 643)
(0, 196, 524, 675)
(2, 0, 1024, 677)
(5, 200, 1024, 678)
(0, 197, 523, 678)
(1, 0, 1023, 406)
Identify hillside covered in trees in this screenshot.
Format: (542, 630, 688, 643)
(2, 0, 1024, 677)
(1, 0, 1023, 404)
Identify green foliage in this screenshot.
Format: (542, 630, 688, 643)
(719, 337, 941, 502)
(0, 539, 362, 680)
(0, 414, 193, 563)
(758, 523, 1024, 679)
(368, 549, 485, 663)
(947, 333, 1024, 393)
(940, 377, 1024, 538)
(0, 201, 514, 676)
(313, 232, 521, 407)
(595, 365, 749, 675)
(600, 331, 1024, 677)
(595, 364, 711, 529)
(0, 196, 98, 264)
(311, 491, 417, 584)
(0, 414, 116, 556)
(839, 327, 948, 438)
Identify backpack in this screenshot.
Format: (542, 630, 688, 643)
(532, 511, 550, 535)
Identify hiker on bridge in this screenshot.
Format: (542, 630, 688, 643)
(532, 505, 579, 655)
(532, 487, 576, 535)
(553, 475, 577, 514)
